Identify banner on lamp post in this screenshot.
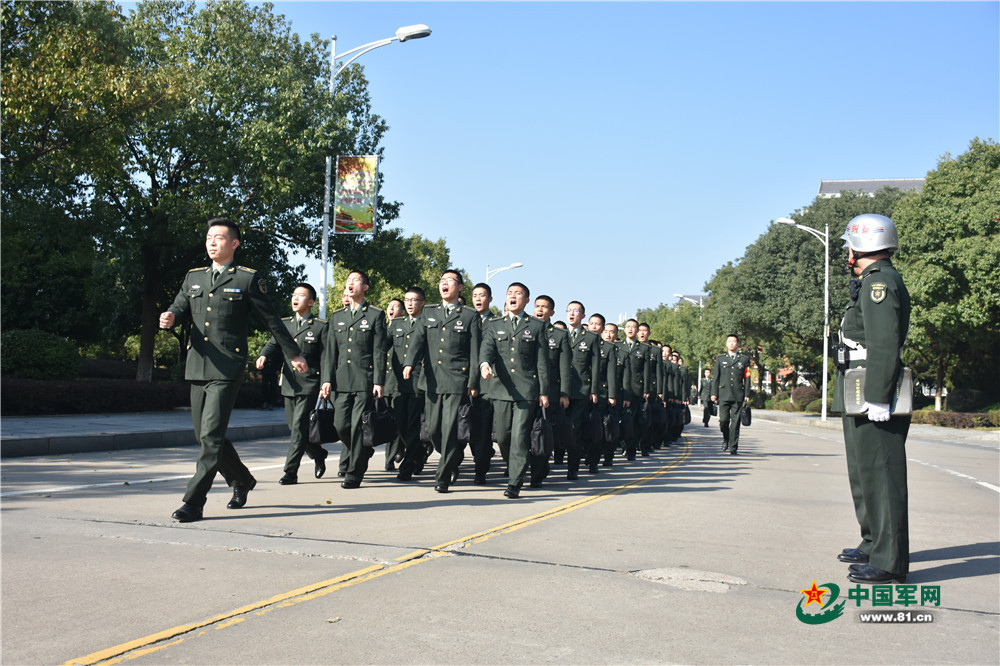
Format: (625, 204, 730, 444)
(334, 155, 379, 234)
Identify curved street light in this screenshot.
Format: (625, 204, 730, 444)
(485, 262, 523, 284)
(673, 293, 707, 387)
(776, 216, 830, 421)
(320, 25, 432, 317)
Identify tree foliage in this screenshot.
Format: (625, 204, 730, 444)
(893, 137, 1000, 405)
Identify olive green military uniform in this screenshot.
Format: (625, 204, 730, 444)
(471, 312, 499, 481)
(167, 264, 301, 509)
(699, 373, 713, 426)
(405, 303, 481, 489)
(565, 325, 602, 474)
(711, 350, 751, 453)
(321, 301, 388, 486)
(479, 313, 550, 492)
(620, 339, 651, 459)
(543, 323, 572, 471)
(833, 258, 911, 575)
(384, 314, 425, 479)
(259, 312, 328, 479)
(593, 338, 619, 466)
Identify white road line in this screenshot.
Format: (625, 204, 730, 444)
(909, 458, 999, 493)
(0, 464, 286, 497)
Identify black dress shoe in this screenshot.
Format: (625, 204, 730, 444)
(848, 563, 866, 573)
(338, 470, 346, 477)
(723, 443, 730, 451)
(341, 480, 360, 489)
(729, 449, 738, 455)
(396, 472, 413, 482)
(450, 468, 460, 485)
(847, 565, 906, 584)
(503, 485, 520, 498)
(315, 457, 327, 479)
(589, 464, 599, 474)
(529, 479, 543, 488)
(434, 483, 449, 493)
(385, 461, 396, 472)
(838, 548, 870, 564)
(172, 503, 203, 522)
(394, 452, 404, 463)
(227, 478, 257, 509)
(278, 474, 298, 485)
(566, 472, 579, 481)
(473, 474, 487, 485)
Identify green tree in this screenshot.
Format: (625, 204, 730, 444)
(3, 1, 396, 380)
(893, 137, 1000, 409)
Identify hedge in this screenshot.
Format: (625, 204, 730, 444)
(0, 377, 268, 415)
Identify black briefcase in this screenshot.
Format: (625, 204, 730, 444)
(740, 406, 752, 427)
(362, 397, 397, 447)
(457, 395, 480, 444)
(581, 404, 603, 444)
(530, 406, 554, 456)
(549, 406, 575, 450)
(308, 396, 338, 444)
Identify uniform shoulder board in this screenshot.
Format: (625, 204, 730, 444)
(188, 266, 209, 273)
(282, 316, 293, 321)
(237, 266, 257, 274)
(367, 305, 384, 315)
(316, 317, 327, 324)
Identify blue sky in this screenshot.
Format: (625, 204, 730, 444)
(272, 1, 998, 322)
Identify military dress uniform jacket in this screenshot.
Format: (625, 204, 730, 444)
(384, 316, 422, 396)
(833, 258, 911, 410)
(711, 352, 751, 403)
(168, 265, 300, 380)
(321, 302, 388, 392)
(593, 340, 619, 401)
(543, 324, 572, 402)
(479, 314, 550, 402)
(566, 327, 601, 399)
(699, 377, 713, 404)
(620, 340, 652, 400)
(404, 304, 481, 395)
(259, 313, 326, 396)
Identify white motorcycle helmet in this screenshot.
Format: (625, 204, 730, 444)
(841, 214, 899, 254)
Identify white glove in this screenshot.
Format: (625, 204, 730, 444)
(865, 402, 891, 422)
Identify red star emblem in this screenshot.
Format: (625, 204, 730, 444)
(800, 580, 828, 607)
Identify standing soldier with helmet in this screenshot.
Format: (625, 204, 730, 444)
(833, 214, 912, 585)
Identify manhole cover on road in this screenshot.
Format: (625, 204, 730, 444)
(632, 567, 748, 593)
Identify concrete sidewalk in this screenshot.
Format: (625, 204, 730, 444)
(1, 405, 996, 459)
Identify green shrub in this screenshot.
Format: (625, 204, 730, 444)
(778, 400, 801, 412)
(805, 398, 825, 413)
(911, 410, 1000, 429)
(1, 329, 82, 379)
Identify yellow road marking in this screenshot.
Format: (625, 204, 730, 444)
(64, 440, 691, 665)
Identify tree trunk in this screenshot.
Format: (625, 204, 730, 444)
(135, 245, 162, 382)
(934, 361, 944, 411)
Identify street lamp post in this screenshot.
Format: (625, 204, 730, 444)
(485, 262, 523, 284)
(319, 24, 432, 317)
(673, 293, 707, 391)
(776, 217, 830, 421)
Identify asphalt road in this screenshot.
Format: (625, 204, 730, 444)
(2, 413, 998, 665)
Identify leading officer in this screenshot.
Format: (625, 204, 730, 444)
(710, 334, 751, 454)
(161, 218, 307, 522)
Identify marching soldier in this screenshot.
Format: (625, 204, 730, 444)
(386, 287, 427, 481)
(255, 283, 328, 485)
(161, 218, 307, 522)
(710, 334, 751, 454)
(479, 282, 550, 498)
(620, 319, 651, 459)
(404, 270, 481, 493)
(699, 368, 713, 427)
(564, 301, 601, 476)
(319, 270, 387, 489)
(587, 313, 618, 468)
(534, 295, 571, 480)
(470, 282, 498, 484)
(833, 214, 911, 585)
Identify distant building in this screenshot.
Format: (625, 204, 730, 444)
(817, 178, 925, 198)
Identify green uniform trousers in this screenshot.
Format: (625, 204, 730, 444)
(492, 399, 535, 488)
(424, 392, 465, 485)
(334, 391, 375, 484)
(183, 378, 253, 507)
(718, 400, 745, 451)
(843, 414, 910, 574)
(282, 392, 328, 477)
(471, 397, 496, 476)
(392, 392, 425, 478)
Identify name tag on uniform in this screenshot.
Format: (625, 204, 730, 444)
(523, 330, 534, 341)
(579, 342, 588, 351)
(454, 320, 465, 332)
(548, 338, 557, 348)
(223, 288, 242, 294)
(305, 331, 315, 340)
(359, 319, 370, 331)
